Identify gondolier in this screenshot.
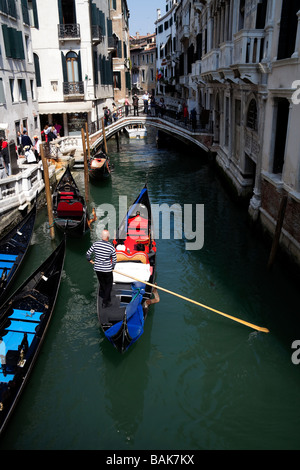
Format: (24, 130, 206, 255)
(86, 230, 117, 308)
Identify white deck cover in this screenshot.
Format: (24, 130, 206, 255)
(113, 262, 151, 284)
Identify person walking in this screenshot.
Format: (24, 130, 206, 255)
(190, 108, 197, 132)
(124, 96, 130, 117)
(142, 91, 149, 113)
(21, 129, 33, 148)
(132, 94, 139, 116)
(86, 229, 117, 308)
(183, 104, 189, 126)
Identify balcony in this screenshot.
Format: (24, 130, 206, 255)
(58, 24, 80, 42)
(231, 29, 266, 84)
(201, 50, 221, 82)
(63, 81, 84, 101)
(92, 25, 103, 45)
(108, 35, 118, 52)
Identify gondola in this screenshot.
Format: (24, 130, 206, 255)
(88, 150, 111, 180)
(0, 203, 36, 305)
(52, 166, 89, 237)
(97, 184, 159, 353)
(0, 238, 66, 436)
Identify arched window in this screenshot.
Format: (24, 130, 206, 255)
(246, 99, 258, 130)
(66, 51, 79, 82)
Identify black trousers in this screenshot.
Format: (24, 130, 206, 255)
(96, 271, 113, 305)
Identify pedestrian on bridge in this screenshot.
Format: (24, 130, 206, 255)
(133, 94, 139, 116)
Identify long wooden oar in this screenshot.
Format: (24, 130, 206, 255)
(113, 270, 270, 334)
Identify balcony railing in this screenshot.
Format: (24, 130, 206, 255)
(233, 30, 265, 65)
(108, 35, 118, 50)
(58, 24, 80, 40)
(63, 81, 84, 98)
(92, 25, 103, 44)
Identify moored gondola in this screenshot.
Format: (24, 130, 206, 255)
(52, 166, 89, 237)
(0, 238, 66, 436)
(0, 203, 36, 305)
(97, 184, 159, 353)
(88, 150, 111, 180)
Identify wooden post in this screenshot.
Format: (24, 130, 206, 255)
(81, 128, 89, 203)
(115, 131, 119, 152)
(85, 122, 91, 160)
(40, 143, 55, 240)
(267, 194, 288, 269)
(102, 117, 108, 154)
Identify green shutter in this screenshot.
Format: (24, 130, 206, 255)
(107, 18, 112, 37)
(61, 51, 68, 82)
(77, 51, 82, 81)
(93, 51, 98, 84)
(21, 0, 30, 25)
(2, 25, 12, 57)
(32, 0, 39, 28)
(21, 79, 27, 101)
(16, 30, 25, 60)
(58, 0, 63, 24)
(34, 53, 42, 87)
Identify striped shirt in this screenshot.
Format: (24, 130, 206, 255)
(86, 240, 117, 272)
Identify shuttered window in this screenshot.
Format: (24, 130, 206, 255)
(18, 79, 27, 102)
(2, 25, 25, 59)
(0, 79, 6, 104)
(21, 0, 30, 25)
(33, 53, 41, 87)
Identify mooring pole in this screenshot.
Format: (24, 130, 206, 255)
(102, 117, 108, 154)
(81, 128, 89, 203)
(40, 143, 55, 240)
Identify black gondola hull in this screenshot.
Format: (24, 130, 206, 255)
(0, 203, 36, 304)
(0, 239, 66, 436)
(52, 166, 89, 237)
(96, 185, 157, 353)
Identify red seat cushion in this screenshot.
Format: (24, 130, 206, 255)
(57, 201, 83, 217)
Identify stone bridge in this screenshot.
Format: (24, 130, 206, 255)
(88, 115, 214, 154)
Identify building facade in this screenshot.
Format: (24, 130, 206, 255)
(110, 0, 131, 104)
(173, 0, 300, 265)
(155, 1, 178, 97)
(0, 0, 40, 141)
(31, 0, 116, 136)
(130, 32, 156, 96)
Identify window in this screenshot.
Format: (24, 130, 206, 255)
(30, 80, 35, 100)
(0, 79, 5, 104)
(247, 99, 258, 130)
(28, 0, 39, 28)
(2, 25, 25, 60)
(66, 51, 79, 82)
(277, 0, 300, 60)
(18, 79, 27, 102)
(142, 69, 145, 82)
(113, 71, 121, 89)
(9, 79, 15, 103)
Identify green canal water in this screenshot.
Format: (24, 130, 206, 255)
(1, 127, 300, 450)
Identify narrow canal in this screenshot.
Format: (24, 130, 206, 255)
(1, 127, 300, 450)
